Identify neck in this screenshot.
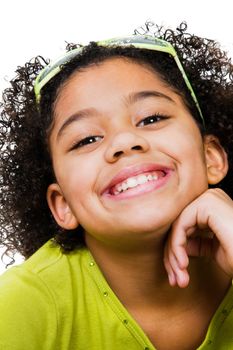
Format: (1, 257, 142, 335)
(85, 232, 231, 311)
(85, 232, 231, 350)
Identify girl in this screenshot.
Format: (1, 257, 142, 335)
(0, 22, 233, 349)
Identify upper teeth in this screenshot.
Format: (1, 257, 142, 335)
(112, 172, 161, 195)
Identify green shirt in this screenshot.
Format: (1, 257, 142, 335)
(0, 240, 233, 349)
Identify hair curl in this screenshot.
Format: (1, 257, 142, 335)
(0, 22, 233, 263)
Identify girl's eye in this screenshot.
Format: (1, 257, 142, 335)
(137, 114, 168, 127)
(70, 135, 103, 150)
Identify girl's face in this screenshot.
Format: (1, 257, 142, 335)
(47, 58, 213, 247)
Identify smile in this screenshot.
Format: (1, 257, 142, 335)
(111, 171, 165, 195)
(102, 163, 173, 200)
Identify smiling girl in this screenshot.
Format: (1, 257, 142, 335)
(0, 23, 233, 349)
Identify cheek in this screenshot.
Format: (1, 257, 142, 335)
(159, 122, 204, 158)
(55, 155, 98, 201)
(152, 128, 208, 184)
(151, 129, 204, 160)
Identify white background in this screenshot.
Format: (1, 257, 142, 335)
(0, 0, 233, 274)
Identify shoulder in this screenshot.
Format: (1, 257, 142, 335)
(0, 241, 61, 348)
(0, 239, 90, 311)
(0, 240, 62, 297)
(0, 240, 88, 349)
(0, 239, 88, 298)
(0, 240, 63, 311)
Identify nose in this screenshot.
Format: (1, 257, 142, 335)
(104, 132, 150, 163)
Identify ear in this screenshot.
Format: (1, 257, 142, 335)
(46, 183, 79, 230)
(204, 135, 229, 185)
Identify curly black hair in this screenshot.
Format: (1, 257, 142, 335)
(0, 22, 233, 263)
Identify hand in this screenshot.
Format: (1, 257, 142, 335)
(164, 188, 233, 288)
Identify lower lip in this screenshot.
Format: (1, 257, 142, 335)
(103, 171, 172, 201)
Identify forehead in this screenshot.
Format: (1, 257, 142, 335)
(54, 57, 173, 111)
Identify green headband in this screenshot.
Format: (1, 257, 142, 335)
(34, 35, 205, 126)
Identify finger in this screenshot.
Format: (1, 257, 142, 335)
(165, 251, 190, 288)
(168, 226, 191, 269)
(164, 246, 177, 286)
(165, 261, 177, 286)
(167, 245, 190, 286)
(164, 239, 191, 288)
(176, 269, 190, 288)
(170, 252, 190, 287)
(173, 244, 189, 270)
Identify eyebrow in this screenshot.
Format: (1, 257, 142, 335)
(126, 90, 174, 105)
(56, 108, 97, 140)
(56, 90, 175, 140)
